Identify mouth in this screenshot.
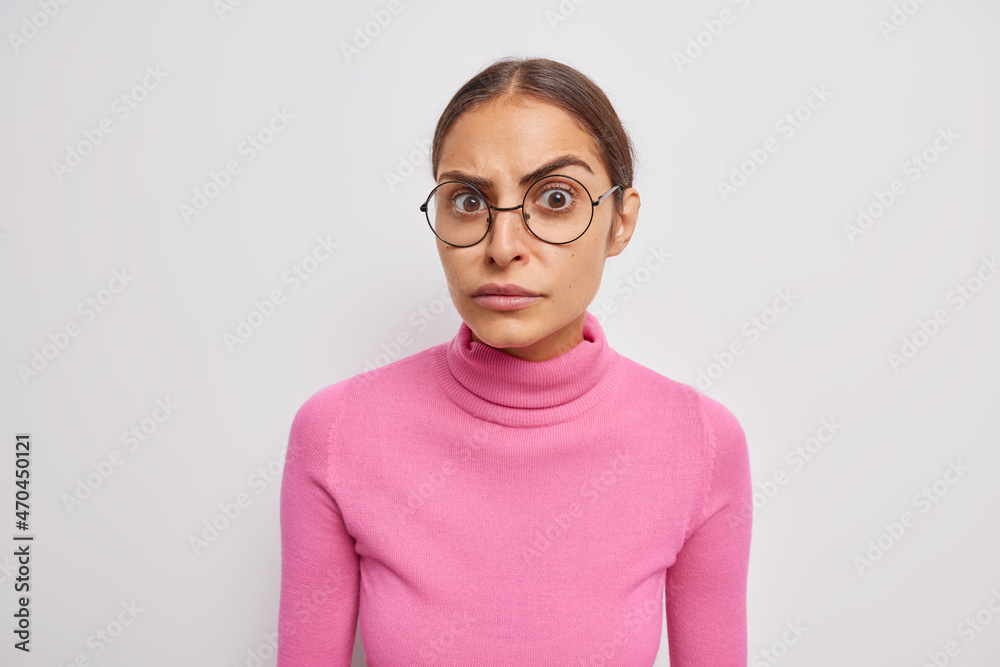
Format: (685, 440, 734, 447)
(472, 283, 539, 297)
(471, 283, 541, 311)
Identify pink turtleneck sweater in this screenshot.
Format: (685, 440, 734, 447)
(278, 311, 751, 666)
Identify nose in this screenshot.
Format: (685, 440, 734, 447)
(484, 205, 531, 250)
(487, 205, 527, 234)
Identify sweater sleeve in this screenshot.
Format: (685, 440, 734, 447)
(278, 383, 360, 666)
(665, 391, 752, 666)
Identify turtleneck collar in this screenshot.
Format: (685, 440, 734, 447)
(432, 310, 620, 427)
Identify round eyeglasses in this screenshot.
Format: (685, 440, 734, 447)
(419, 174, 621, 247)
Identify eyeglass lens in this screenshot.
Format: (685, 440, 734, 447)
(425, 175, 593, 246)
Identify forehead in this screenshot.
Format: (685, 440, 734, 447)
(437, 97, 602, 181)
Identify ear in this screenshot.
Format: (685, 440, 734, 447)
(606, 187, 640, 258)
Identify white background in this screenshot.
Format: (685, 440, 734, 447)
(1, 0, 998, 665)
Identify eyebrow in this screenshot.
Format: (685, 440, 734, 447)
(437, 154, 594, 191)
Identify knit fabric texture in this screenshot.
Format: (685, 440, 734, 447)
(278, 310, 752, 666)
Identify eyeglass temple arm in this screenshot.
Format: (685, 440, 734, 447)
(594, 184, 622, 205)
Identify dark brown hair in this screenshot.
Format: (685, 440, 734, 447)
(430, 56, 637, 245)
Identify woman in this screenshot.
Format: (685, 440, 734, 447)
(278, 56, 752, 666)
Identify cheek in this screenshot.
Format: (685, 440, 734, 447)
(439, 250, 475, 285)
(556, 251, 604, 292)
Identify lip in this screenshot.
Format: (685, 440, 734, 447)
(471, 283, 541, 311)
(472, 283, 540, 297)
(472, 294, 541, 311)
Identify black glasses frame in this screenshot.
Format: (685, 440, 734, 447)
(419, 174, 621, 247)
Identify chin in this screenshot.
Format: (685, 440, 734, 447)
(465, 310, 542, 348)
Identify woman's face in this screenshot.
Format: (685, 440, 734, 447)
(434, 96, 640, 361)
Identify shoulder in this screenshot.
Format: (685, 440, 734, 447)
(348, 341, 441, 395)
(616, 354, 741, 430)
(285, 379, 353, 475)
(290, 380, 351, 439)
(615, 354, 698, 407)
(692, 390, 747, 453)
(288, 341, 444, 446)
(615, 353, 747, 458)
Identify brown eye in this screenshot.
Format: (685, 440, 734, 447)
(452, 192, 485, 215)
(462, 195, 480, 212)
(542, 190, 568, 209)
(535, 182, 577, 213)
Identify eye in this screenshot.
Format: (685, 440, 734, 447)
(451, 191, 486, 215)
(535, 182, 577, 212)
